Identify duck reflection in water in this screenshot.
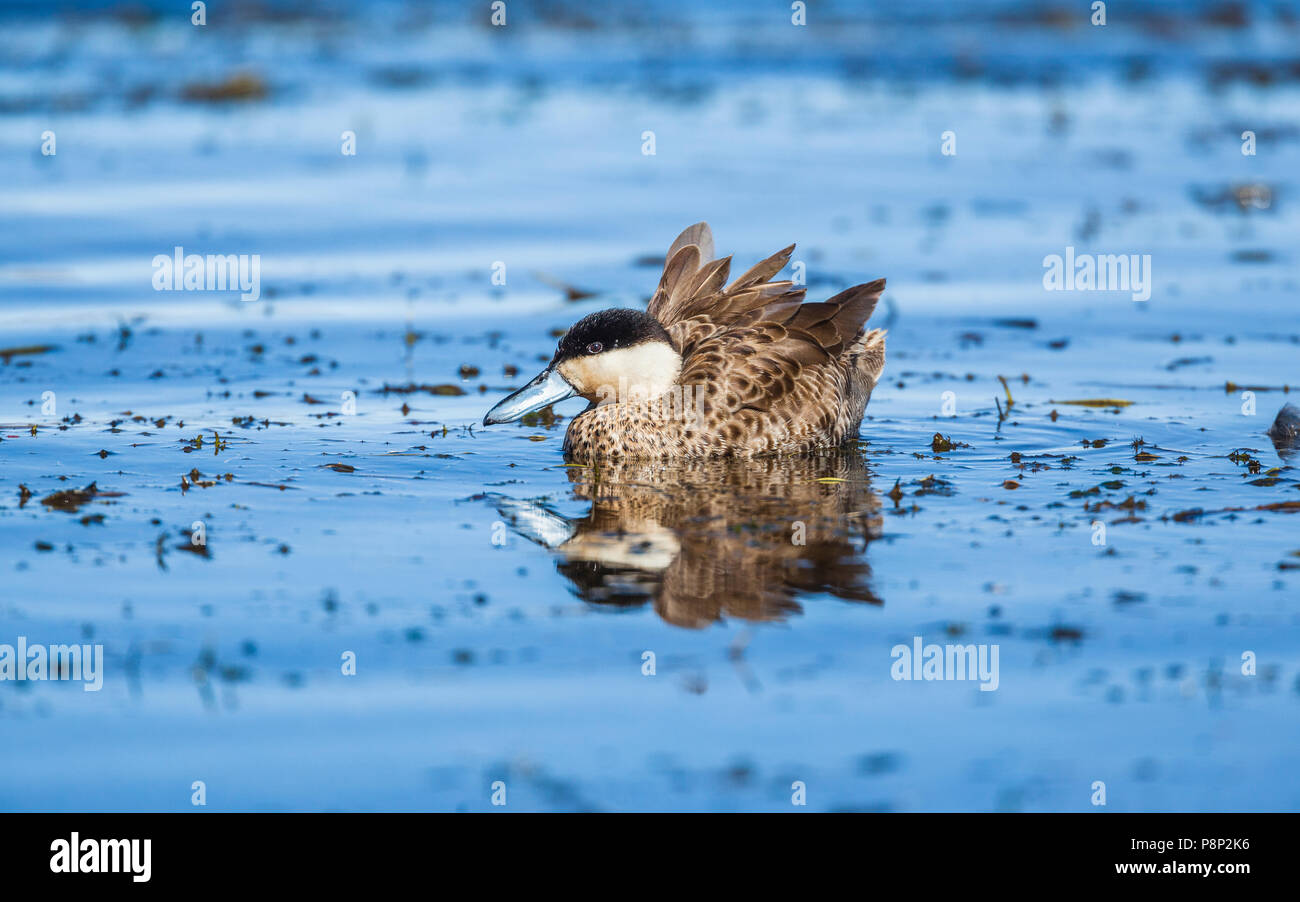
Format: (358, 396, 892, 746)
(491, 449, 882, 628)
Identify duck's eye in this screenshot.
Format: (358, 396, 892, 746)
(585, 341, 604, 355)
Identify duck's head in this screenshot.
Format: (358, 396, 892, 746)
(483, 308, 681, 426)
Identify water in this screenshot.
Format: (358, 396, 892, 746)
(1, 1, 1298, 811)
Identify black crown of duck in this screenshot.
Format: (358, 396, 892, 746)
(483, 222, 887, 460)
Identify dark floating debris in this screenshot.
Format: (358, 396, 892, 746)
(1167, 500, 1300, 521)
(1231, 249, 1274, 264)
(1051, 398, 1135, 408)
(39, 482, 126, 513)
(914, 474, 955, 497)
(887, 479, 904, 505)
(532, 271, 599, 301)
(1189, 182, 1273, 213)
(176, 533, 211, 559)
(377, 382, 466, 396)
(1225, 380, 1291, 393)
(181, 72, 268, 103)
(0, 344, 57, 364)
(1165, 356, 1212, 370)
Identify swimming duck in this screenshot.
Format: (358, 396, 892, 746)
(483, 222, 886, 460)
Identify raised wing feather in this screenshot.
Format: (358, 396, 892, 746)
(651, 224, 886, 449)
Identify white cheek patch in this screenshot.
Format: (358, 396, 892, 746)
(561, 343, 682, 401)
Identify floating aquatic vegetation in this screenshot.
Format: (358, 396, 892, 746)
(1051, 399, 1135, 408)
(377, 383, 466, 396)
(180, 72, 268, 103)
(532, 271, 599, 301)
(1167, 500, 1300, 521)
(0, 344, 57, 363)
(39, 482, 125, 513)
(913, 474, 955, 497)
(1189, 182, 1274, 212)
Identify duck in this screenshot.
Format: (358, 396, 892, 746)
(482, 222, 887, 460)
